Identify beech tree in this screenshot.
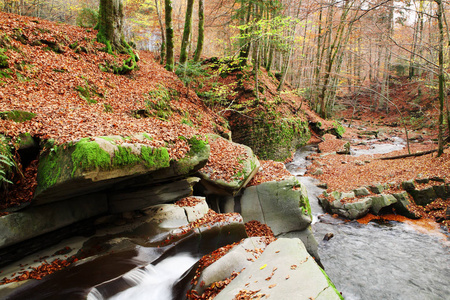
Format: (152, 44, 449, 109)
(97, 0, 125, 51)
(193, 0, 204, 62)
(165, 0, 174, 71)
(179, 0, 195, 64)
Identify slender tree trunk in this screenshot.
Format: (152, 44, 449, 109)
(436, 0, 445, 156)
(193, 0, 204, 61)
(165, 0, 174, 71)
(179, 0, 195, 64)
(154, 0, 166, 65)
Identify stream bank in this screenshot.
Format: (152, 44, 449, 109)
(286, 138, 450, 300)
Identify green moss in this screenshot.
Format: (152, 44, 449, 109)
(15, 133, 35, 149)
(142, 133, 153, 140)
(36, 146, 62, 191)
(111, 146, 141, 166)
(140, 146, 170, 169)
(0, 48, 9, 68)
(236, 116, 310, 161)
(0, 110, 36, 122)
(318, 267, 344, 300)
(144, 85, 174, 120)
(71, 139, 111, 177)
(0, 68, 12, 79)
(187, 136, 208, 154)
(333, 121, 345, 138)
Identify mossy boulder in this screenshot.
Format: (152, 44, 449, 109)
(239, 177, 312, 235)
(35, 134, 210, 205)
(230, 116, 310, 161)
(198, 135, 260, 196)
(214, 238, 343, 300)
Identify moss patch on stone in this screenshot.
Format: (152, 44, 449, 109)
(187, 135, 208, 155)
(0, 110, 36, 122)
(333, 121, 345, 138)
(71, 138, 111, 177)
(140, 146, 170, 169)
(232, 116, 310, 161)
(36, 145, 63, 191)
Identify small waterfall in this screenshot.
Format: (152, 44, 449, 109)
(87, 253, 198, 300)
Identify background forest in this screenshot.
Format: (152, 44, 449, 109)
(2, 0, 449, 150)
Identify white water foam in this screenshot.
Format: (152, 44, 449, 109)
(107, 253, 197, 300)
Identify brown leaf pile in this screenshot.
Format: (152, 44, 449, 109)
(1, 256, 78, 285)
(174, 196, 204, 207)
(248, 160, 292, 187)
(200, 137, 249, 182)
(0, 11, 223, 151)
(245, 220, 275, 238)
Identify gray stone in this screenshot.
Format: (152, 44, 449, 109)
(141, 203, 189, 228)
(415, 178, 429, 184)
(368, 184, 385, 194)
(240, 177, 312, 235)
(214, 238, 342, 300)
(401, 180, 415, 191)
(317, 182, 328, 189)
(278, 225, 320, 264)
(34, 135, 209, 205)
(370, 194, 397, 214)
(107, 179, 193, 213)
(354, 187, 370, 197)
(184, 197, 210, 222)
(392, 192, 420, 219)
(433, 184, 449, 199)
(199, 135, 260, 196)
(324, 197, 372, 219)
(430, 176, 445, 183)
(193, 237, 270, 294)
(311, 168, 324, 175)
(0, 193, 108, 249)
(410, 187, 437, 206)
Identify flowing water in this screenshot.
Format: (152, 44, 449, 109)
(286, 142, 450, 300)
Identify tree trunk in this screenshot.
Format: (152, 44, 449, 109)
(154, 0, 166, 65)
(436, 0, 445, 156)
(97, 0, 124, 52)
(165, 0, 174, 71)
(193, 0, 204, 62)
(179, 0, 195, 64)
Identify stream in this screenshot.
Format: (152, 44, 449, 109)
(286, 143, 450, 300)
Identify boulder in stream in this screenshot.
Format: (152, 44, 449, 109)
(214, 238, 343, 300)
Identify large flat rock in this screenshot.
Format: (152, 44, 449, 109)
(107, 179, 193, 213)
(0, 193, 107, 249)
(34, 135, 209, 205)
(239, 177, 312, 235)
(215, 238, 342, 300)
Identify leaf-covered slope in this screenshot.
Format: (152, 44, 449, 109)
(0, 11, 227, 153)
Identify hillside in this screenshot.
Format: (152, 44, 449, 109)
(0, 11, 231, 209)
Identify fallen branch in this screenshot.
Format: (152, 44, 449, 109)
(378, 146, 449, 160)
